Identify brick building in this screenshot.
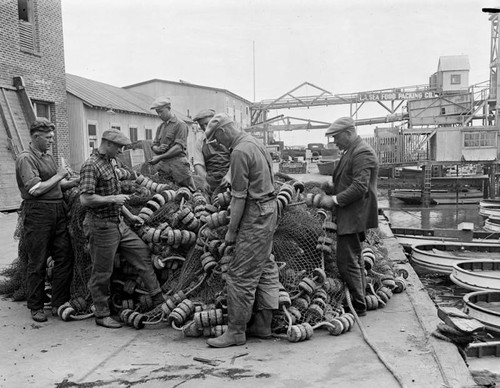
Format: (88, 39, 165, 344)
(0, 0, 68, 210)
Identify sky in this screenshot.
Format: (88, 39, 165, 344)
(61, 0, 498, 145)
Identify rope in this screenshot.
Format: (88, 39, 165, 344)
(68, 312, 95, 320)
(345, 288, 406, 388)
(185, 273, 208, 297)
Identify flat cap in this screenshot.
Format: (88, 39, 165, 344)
(102, 129, 131, 146)
(150, 96, 171, 110)
(325, 117, 355, 137)
(193, 109, 216, 122)
(206, 113, 233, 141)
(30, 118, 55, 132)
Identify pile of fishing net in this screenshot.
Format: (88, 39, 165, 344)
(0, 166, 407, 341)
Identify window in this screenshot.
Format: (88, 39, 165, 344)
(111, 125, 121, 131)
(450, 74, 461, 85)
(129, 127, 138, 142)
(145, 128, 153, 140)
(463, 132, 496, 148)
(33, 101, 51, 120)
(87, 122, 97, 154)
(88, 124, 97, 137)
(18, 0, 37, 53)
(18, 0, 30, 21)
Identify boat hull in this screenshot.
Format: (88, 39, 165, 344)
(411, 243, 500, 275)
(479, 199, 500, 209)
(391, 189, 483, 205)
(450, 260, 500, 291)
(392, 227, 500, 251)
(463, 290, 500, 333)
(484, 218, 500, 233)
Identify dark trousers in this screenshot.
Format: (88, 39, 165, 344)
(336, 232, 367, 312)
(83, 215, 162, 318)
(226, 199, 279, 327)
(23, 201, 74, 310)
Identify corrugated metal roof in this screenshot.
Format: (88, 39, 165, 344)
(66, 73, 155, 115)
(438, 55, 470, 71)
(66, 74, 192, 122)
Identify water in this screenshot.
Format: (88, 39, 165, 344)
(378, 188, 490, 313)
(378, 188, 486, 230)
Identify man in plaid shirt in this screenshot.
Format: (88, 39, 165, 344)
(80, 129, 163, 329)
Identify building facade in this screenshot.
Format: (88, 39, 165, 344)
(124, 79, 253, 129)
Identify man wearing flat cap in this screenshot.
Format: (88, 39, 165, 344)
(191, 109, 231, 196)
(204, 113, 280, 348)
(79, 129, 164, 328)
(15, 118, 79, 323)
(148, 96, 196, 191)
(324, 116, 379, 317)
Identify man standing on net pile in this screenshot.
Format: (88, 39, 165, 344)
(79, 129, 164, 329)
(148, 96, 196, 191)
(204, 113, 279, 348)
(191, 109, 231, 196)
(324, 117, 379, 317)
(15, 118, 78, 323)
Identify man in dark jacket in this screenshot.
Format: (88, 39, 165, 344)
(325, 117, 379, 316)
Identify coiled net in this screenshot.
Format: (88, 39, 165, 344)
(0, 166, 396, 331)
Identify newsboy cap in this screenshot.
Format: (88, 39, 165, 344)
(193, 109, 216, 122)
(102, 129, 131, 146)
(30, 118, 55, 132)
(325, 117, 356, 137)
(205, 113, 233, 141)
(150, 96, 171, 110)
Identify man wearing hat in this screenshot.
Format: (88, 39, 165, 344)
(15, 118, 79, 322)
(148, 96, 196, 191)
(80, 129, 164, 328)
(324, 117, 379, 316)
(191, 109, 231, 195)
(203, 113, 280, 348)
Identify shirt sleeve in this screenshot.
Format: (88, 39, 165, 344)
(16, 154, 41, 191)
(230, 149, 249, 199)
(79, 161, 97, 194)
(191, 133, 206, 167)
(152, 124, 162, 148)
(172, 121, 188, 150)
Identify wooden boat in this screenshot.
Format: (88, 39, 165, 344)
(410, 242, 500, 274)
(317, 160, 336, 176)
(480, 207, 500, 218)
(479, 199, 500, 209)
(450, 260, 500, 291)
(484, 216, 500, 233)
(391, 188, 483, 205)
(392, 227, 500, 251)
(463, 290, 500, 333)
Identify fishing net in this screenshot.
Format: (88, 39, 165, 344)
(0, 165, 400, 338)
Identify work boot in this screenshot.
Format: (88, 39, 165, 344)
(31, 309, 47, 323)
(95, 316, 122, 329)
(246, 310, 273, 339)
(207, 324, 246, 348)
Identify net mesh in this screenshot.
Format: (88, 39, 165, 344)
(0, 166, 396, 329)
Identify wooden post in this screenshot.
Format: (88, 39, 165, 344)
(422, 163, 432, 206)
(488, 163, 497, 199)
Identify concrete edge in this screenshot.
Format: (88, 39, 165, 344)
(377, 218, 477, 388)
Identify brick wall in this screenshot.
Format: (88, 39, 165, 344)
(0, 0, 69, 162)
